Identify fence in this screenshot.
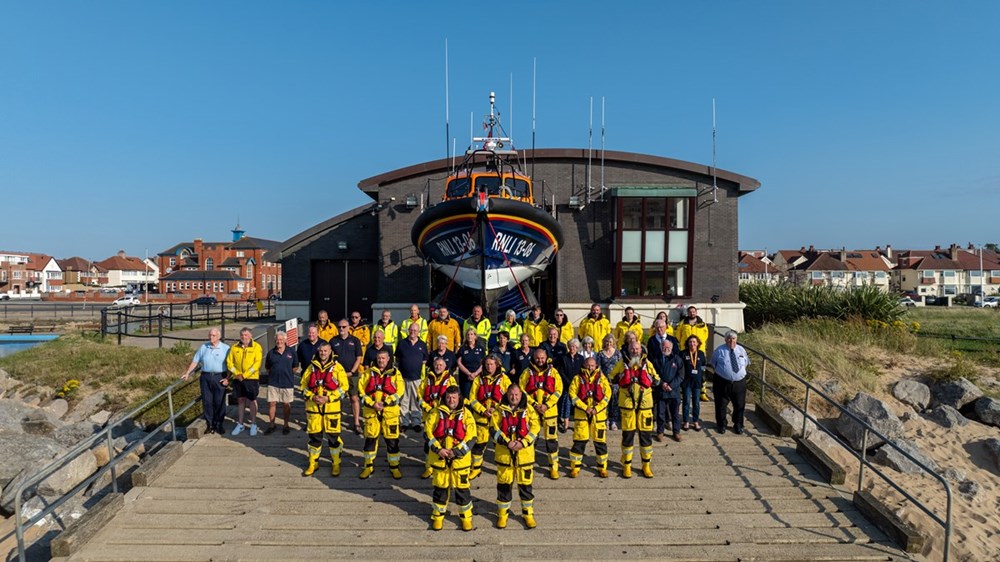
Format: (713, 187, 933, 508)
(0, 302, 104, 321)
(100, 300, 276, 347)
(731, 330, 953, 561)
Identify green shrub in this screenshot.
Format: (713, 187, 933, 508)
(741, 282, 904, 327)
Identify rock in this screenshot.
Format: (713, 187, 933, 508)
(779, 407, 818, 437)
(113, 430, 149, 455)
(985, 438, 1000, 472)
(924, 405, 969, 428)
(835, 392, 903, 450)
(87, 451, 140, 497)
(19, 492, 87, 529)
(21, 409, 62, 435)
(88, 410, 111, 425)
(971, 397, 1000, 428)
(872, 439, 938, 474)
(930, 378, 983, 409)
(52, 422, 102, 447)
(43, 398, 69, 419)
(0, 400, 35, 434)
(818, 379, 841, 396)
(892, 380, 931, 410)
(91, 446, 110, 467)
(22, 394, 42, 407)
(959, 479, 981, 500)
(942, 467, 967, 482)
(64, 391, 108, 423)
(37, 451, 97, 496)
(0, 434, 66, 485)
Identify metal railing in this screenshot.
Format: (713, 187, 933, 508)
(101, 300, 276, 346)
(12, 378, 201, 562)
(729, 330, 952, 561)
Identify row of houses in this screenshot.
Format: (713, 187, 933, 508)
(2, 225, 282, 300)
(738, 243, 1000, 297)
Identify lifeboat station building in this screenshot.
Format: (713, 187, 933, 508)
(268, 149, 760, 331)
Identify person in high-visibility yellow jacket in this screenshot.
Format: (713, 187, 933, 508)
(522, 305, 548, 347)
(577, 303, 611, 350)
(468, 355, 510, 479)
(300, 343, 349, 476)
(610, 341, 661, 479)
(315, 310, 337, 343)
(675, 305, 711, 400)
(519, 348, 563, 479)
(373, 309, 400, 351)
(549, 308, 575, 344)
(425, 386, 477, 531)
(348, 311, 371, 349)
(492, 384, 540, 529)
(227, 327, 263, 436)
(613, 307, 646, 347)
(463, 305, 492, 343)
(568, 357, 612, 478)
(358, 349, 404, 479)
(400, 304, 429, 342)
(418, 356, 455, 479)
(497, 309, 523, 347)
(427, 306, 462, 351)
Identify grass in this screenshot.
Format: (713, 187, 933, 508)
(904, 306, 1000, 366)
(0, 332, 199, 426)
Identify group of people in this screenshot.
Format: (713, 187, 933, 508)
(181, 302, 751, 531)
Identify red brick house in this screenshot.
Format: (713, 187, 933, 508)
(156, 225, 281, 299)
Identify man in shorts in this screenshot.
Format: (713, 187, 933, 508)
(264, 330, 300, 435)
(227, 327, 263, 436)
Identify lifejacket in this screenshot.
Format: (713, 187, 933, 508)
(577, 370, 606, 402)
(433, 409, 467, 441)
(619, 359, 653, 389)
(423, 372, 452, 404)
(499, 408, 530, 439)
(524, 365, 556, 395)
(365, 368, 398, 395)
(476, 374, 505, 405)
(308, 361, 341, 393)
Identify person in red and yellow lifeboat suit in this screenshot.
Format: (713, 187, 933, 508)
(468, 355, 510, 479)
(425, 385, 477, 531)
(300, 343, 349, 476)
(491, 383, 541, 529)
(518, 348, 563, 479)
(418, 356, 454, 478)
(568, 356, 612, 478)
(357, 348, 404, 479)
(610, 340, 660, 479)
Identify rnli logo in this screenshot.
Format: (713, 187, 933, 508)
(435, 233, 476, 258)
(491, 232, 536, 259)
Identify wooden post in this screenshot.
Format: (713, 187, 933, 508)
(157, 313, 163, 348)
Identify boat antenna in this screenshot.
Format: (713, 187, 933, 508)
(712, 97, 718, 204)
(470, 111, 474, 150)
(444, 38, 450, 164)
(531, 57, 536, 179)
(509, 72, 513, 142)
(600, 96, 606, 201)
(587, 96, 593, 204)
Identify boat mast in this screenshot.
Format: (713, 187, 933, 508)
(444, 39, 450, 165)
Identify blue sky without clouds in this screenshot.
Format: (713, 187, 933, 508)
(2, 1, 998, 259)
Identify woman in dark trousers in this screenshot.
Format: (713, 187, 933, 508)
(596, 334, 622, 430)
(680, 335, 707, 431)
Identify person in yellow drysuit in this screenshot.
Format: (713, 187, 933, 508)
(492, 383, 540, 529)
(300, 342, 349, 476)
(610, 340, 660, 478)
(357, 348, 404, 479)
(418, 356, 454, 478)
(425, 385, 477, 531)
(519, 348, 563, 479)
(468, 355, 510, 479)
(568, 356, 612, 478)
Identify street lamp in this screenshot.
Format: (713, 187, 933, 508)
(144, 248, 149, 304)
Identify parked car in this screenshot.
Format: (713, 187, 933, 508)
(898, 297, 917, 307)
(975, 296, 1000, 308)
(111, 296, 141, 308)
(190, 296, 218, 306)
(0, 295, 9, 301)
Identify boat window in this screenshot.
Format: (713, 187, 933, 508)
(474, 175, 504, 195)
(504, 178, 530, 198)
(446, 177, 471, 198)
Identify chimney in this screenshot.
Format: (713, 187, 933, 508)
(193, 238, 204, 264)
(800, 246, 806, 252)
(838, 247, 846, 261)
(886, 244, 893, 259)
(968, 242, 975, 250)
(116, 249, 126, 258)
(934, 245, 941, 251)
(949, 243, 959, 261)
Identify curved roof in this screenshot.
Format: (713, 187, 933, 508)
(358, 148, 760, 193)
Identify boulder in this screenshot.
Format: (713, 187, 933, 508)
(52, 422, 102, 447)
(21, 409, 62, 435)
(64, 391, 108, 423)
(43, 398, 70, 419)
(87, 451, 140, 497)
(924, 405, 969, 428)
(985, 438, 1000, 473)
(91, 446, 110, 467)
(958, 479, 981, 501)
(835, 392, 903, 450)
(0, 400, 35, 434)
(88, 410, 111, 425)
(0, 434, 66, 485)
(942, 467, 967, 483)
(892, 380, 931, 411)
(971, 397, 1000, 428)
(37, 451, 98, 497)
(779, 407, 818, 437)
(872, 439, 938, 474)
(930, 378, 983, 409)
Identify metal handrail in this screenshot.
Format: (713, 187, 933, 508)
(13, 328, 272, 560)
(724, 330, 952, 561)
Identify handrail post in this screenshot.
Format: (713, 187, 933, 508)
(116, 311, 122, 345)
(221, 314, 226, 340)
(106, 430, 118, 494)
(167, 388, 177, 441)
(801, 386, 811, 438)
(857, 428, 868, 492)
(759, 357, 767, 402)
(100, 309, 107, 340)
(158, 313, 164, 348)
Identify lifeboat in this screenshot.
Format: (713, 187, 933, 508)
(411, 92, 563, 315)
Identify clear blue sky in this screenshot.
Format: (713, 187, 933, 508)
(3, 1, 998, 259)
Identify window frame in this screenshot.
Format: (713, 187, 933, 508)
(613, 196, 693, 299)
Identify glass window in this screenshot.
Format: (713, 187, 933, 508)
(832, 271, 844, 278)
(205, 258, 214, 271)
(447, 177, 471, 198)
(169, 258, 176, 266)
(504, 177, 530, 198)
(621, 232, 642, 262)
(971, 270, 982, 277)
(621, 264, 641, 297)
(615, 196, 692, 299)
(875, 271, 887, 279)
(668, 265, 685, 297)
(474, 175, 503, 195)
(811, 271, 824, 279)
(645, 231, 664, 262)
(671, 198, 688, 229)
(991, 270, 1000, 277)
(922, 270, 935, 278)
(644, 199, 666, 229)
(621, 199, 642, 229)
(643, 266, 664, 296)
(944, 285, 957, 295)
(944, 270, 956, 278)
(667, 231, 688, 263)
